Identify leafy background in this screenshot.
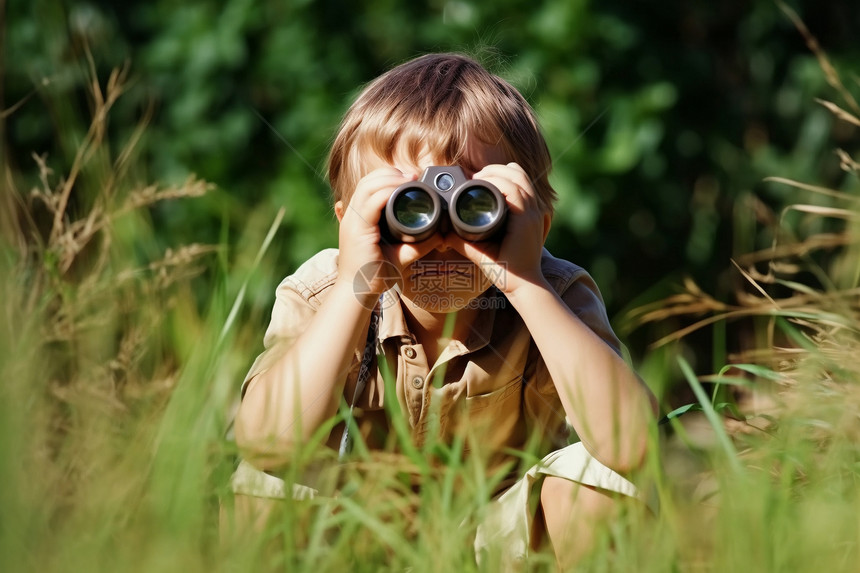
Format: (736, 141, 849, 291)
(3, 1, 860, 571)
(3, 0, 859, 422)
(9, 2, 858, 384)
(7, 1, 858, 363)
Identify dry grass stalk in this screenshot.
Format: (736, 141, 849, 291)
(628, 14, 860, 455)
(777, 0, 860, 116)
(3, 57, 218, 497)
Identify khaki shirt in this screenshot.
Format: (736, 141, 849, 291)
(242, 248, 622, 479)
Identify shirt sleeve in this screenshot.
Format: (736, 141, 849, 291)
(240, 282, 319, 398)
(240, 249, 342, 398)
(557, 268, 622, 357)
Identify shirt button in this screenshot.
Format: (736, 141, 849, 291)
(411, 376, 424, 389)
(404, 347, 416, 359)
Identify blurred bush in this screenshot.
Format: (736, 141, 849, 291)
(5, 0, 859, 379)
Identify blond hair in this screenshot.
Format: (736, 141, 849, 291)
(327, 53, 555, 214)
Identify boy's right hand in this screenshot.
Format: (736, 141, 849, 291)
(334, 167, 442, 304)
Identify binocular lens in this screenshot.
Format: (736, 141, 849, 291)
(455, 187, 499, 227)
(393, 189, 436, 229)
(384, 166, 506, 242)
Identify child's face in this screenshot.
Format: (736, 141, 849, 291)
(368, 140, 509, 313)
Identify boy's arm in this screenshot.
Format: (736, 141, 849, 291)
(234, 168, 406, 469)
(235, 167, 439, 469)
(450, 162, 657, 474)
(506, 279, 657, 473)
(235, 277, 375, 469)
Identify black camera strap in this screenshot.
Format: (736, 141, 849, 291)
(337, 300, 381, 461)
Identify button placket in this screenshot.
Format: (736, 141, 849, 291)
(400, 342, 428, 427)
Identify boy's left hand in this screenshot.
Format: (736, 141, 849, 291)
(446, 162, 551, 296)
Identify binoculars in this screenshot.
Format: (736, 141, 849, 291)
(381, 166, 507, 243)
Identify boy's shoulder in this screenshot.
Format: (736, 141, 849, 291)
(276, 248, 340, 309)
(539, 248, 596, 295)
(539, 248, 620, 353)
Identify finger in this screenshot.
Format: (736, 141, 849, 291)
(382, 234, 444, 269)
(352, 169, 414, 202)
(342, 191, 388, 230)
(473, 164, 536, 212)
(474, 163, 532, 191)
(347, 171, 415, 226)
(445, 236, 508, 289)
(444, 233, 497, 266)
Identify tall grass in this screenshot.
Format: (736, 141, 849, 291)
(2, 22, 859, 573)
(0, 58, 231, 573)
(626, 12, 860, 571)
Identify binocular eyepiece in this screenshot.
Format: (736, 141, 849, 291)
(382, 166, 507, 243)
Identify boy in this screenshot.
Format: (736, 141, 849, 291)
(232, 53, 657, 567)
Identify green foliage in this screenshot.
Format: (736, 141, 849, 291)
(3, 1, 860, 572)
(8, 0, 858, 332)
